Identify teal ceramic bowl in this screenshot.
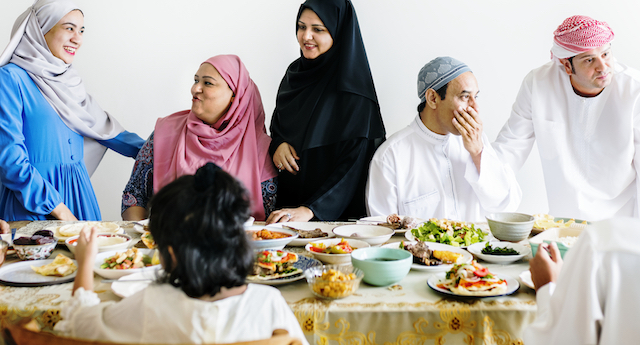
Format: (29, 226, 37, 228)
(351, 247, 412, 286)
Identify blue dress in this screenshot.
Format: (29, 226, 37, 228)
(0, 63, 144, 221)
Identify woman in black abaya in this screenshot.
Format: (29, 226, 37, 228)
(266, 0, 385, 223)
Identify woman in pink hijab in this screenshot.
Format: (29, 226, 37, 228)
(121, 55, 277, 221)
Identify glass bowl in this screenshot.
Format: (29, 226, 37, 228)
(304, 264, 364, 300)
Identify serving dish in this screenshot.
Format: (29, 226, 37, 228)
(404, 227, 491, 248)
(357, 215, 426, 234)
(247, 255, 321, 286)
(110, 270, 160, 298)
(466, 241, 530, 264)
(93, 249, 161, 280)
(427, 272, 519, 298)
(381, 241, 472, 272)
(0, 258, 77, 287)
(531, 215, 589, 235)
(332, 224, 394, 246)
(268, 222, 336, 246)
(132, 219, 149, 234)
(304, 264, 364, 300)
(519, 270, 535, 290)
(245, 226, 298, 250)
(528, 227, 583, 259)
(305, 238, 370, 265)
(486, 212, 535, 242)
(66, 233, 133, 255)
(48, 222, 123, 243)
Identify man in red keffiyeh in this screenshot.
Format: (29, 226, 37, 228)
(493, 15, 640, 222)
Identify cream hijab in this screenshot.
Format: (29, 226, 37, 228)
(0, 0, 124, 175)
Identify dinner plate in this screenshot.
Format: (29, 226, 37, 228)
(466, 241, 530, 264)
(405, 225, 491, 248)
(358, 215, 426, 234)
(48, 222, 124, 244)
(519, 270, 535, 290)
(246, 226, 298, 250)
(427, 272, 519, 298)
(94, 249, 161, 280)
(381, 241, 472, 272)
(0, 258, 77, 287)
(247, 255, 321, 286)
(132, 219, 149, 234)
(111, 270, 161, 298)
(268, 222, 336, 246)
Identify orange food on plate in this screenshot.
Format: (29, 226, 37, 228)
(249, 229, 291, 240)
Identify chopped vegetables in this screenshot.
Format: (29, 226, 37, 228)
(309, 239, 354, 254)
(100, 248, 153, 270)
(411, 218, 485, 247)
(481, 242, 519, 256)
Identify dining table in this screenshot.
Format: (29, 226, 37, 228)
(0, 220, 539, 345)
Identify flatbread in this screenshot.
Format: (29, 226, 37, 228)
(58, 222, 120, 237)
(31, 254, 77, 277)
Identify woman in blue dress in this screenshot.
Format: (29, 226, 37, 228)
(0, 0, 144, 221)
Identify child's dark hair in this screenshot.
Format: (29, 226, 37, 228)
(148, 162, 253, 298)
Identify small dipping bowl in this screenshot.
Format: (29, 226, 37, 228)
(351, 247, 412, 286)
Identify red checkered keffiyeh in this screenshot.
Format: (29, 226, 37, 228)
(550, 15, 614, 59)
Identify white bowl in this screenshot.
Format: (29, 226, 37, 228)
(332, 225, 394, 246)
(466, 241, 530, 264)
(268, 222, 336, 246)
(305, 238, 370, 265)
(245, 225, 298, 250)
(66, 233, 133, 255)
(93, 249, 161, 279)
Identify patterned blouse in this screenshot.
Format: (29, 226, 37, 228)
(122, 132, 277, 217)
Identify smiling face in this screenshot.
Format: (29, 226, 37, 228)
(297, 8, 334, 60)
(191, 63, 235, 126)
(44, 10, 84, 64)
(430, 72, 480, 135)
(562, 44, 613, 96)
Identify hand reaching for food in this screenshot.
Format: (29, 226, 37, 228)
(273, 142, 300, 174)
(266, 206, 314, 224)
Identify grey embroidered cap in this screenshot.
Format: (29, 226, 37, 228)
(417, 56, 471, 102)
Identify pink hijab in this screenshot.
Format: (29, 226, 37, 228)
(153, 55, 277, 220)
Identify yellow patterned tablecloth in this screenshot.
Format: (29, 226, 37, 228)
(0, 222, 537, 345)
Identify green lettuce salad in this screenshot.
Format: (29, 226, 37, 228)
(410, 219, 485, 247)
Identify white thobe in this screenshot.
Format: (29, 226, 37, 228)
(493, 61, 640, 221)
(366, 115, 521, 222)
(524, 217, 640, 344)
(54, 283, 308, 344)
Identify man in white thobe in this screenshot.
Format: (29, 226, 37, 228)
(525, 217, 640, 344)
(366, 57, 521, 222)
(493, 15, 640, 221)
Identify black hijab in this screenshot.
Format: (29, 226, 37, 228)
(270, 0, 385, 153)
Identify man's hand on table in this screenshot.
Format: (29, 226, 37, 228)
(529, 242, 563, 291)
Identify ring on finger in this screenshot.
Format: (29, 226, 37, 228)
(286, 213, 291, 219)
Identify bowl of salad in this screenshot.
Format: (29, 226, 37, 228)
(406, 218, 487, 247)
(94, 248, 161, 279)
(305, 238, 370, 265)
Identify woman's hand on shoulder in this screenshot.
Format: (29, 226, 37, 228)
(266, 207, 314, 224)
(273, 142, 300, 175)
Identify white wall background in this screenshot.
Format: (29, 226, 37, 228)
(2, 0, 640, 220)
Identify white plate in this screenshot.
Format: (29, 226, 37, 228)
(519, 270, 535, 290)
(358, 215, 426, 234)
(466, 242, 530, 264)
(246, 255, 321, 286)
(0, 258, 77, 287)
(405, 226, 491, 248)
(305, 238, 370, 265)
(94, 249, 161, 279)
(268, 222, 336, 246)
(49, 222, 124, 243)
(111, 270, 160, 298)
(427, 272, 519, 298)
(381, 242, 472, 272)
(132, 219, 149, 234)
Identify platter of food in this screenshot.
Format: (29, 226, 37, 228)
(519, 270, 535, 290)
(358, 214, 424, 233)
(466, 241, 530, 264)
(381, 241, 472, 272)
(427, 261, 519, 297)
(405, 218, 488, 247)
(0, 254, 77, 287)
(531, 214, 588, 235)
(132, 219, 149, 234)
(93, 248, 160, 280)
(245, 226, 298, 250)
(247, 250, 321, 285)
(305, 238, 370, 264)
(48, 221, 123, 244)
(268, 222, 336, 246)
(110, 270, 160, 298)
